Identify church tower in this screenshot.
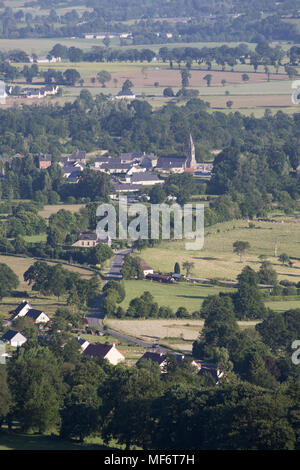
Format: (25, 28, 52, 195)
(186, 134, 196, 170)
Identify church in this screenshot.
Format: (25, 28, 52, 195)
(155, 134, 197, 174)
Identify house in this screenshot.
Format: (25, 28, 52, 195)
(140, 154, 158, 170)
(61, 161, 86, 178)
(110, 181, 143, 194)
(126, 172, 164, 186)
(14, 300, 32, 319)
(1, 330, 27, 347)
(156, 156, 186, 174)
(77, 337, 90, 351)
(119, 152, 144, 164)
(83, 343, 125, 365)
(37, 154, 52, 169)
(72, 231, 112, 248)
(25, 309, 50, 324)
(146, 273, 175, 283)
(96, 159, 132, 174)
(70, 150, 86, 162)
(137, 352, 199, 373)
(197, 365, 224, 384)
(136, 351, 167, 371)
(115, 90, 136, 100)
(140, 260, 154, 276)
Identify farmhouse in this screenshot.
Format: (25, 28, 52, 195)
(1, 330, 27, 347)
(26, 309, 50, 324)
(72, 231, 112, 247)
(140, 260, 154, 276)
(83, 343, 125, 365)
(14, 300, 32, 319)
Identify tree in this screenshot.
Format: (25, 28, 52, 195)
(100, 366, 162, 449)
(203, 74, 212, 86)
(122, 79, 134, 93)
(221, 79, 226, 87)
(60, 384, 101, 442)
(63, 69, 81, 86)
(0, 367, 12, 428)
(182, 261, 194, 277)
(174, 262, 180, 274)
(233, 241, 250, 262)
(258, 261, 277, 286)
(242, 73, 250, 82)
(163, 87, 174, 97)
(97, 70, 112, 88)
(226, 100, 233, 109)
(180, 69, 191, 88)
(279, 253, 290, 265)
(7, 346, 64, 433)
(234, 266, 267, 320)
(0, 264, 19, 299)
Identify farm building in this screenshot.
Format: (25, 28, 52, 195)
(1, 330, 27, 347)
(83, 343, 125, 365)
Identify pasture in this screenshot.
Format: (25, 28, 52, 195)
(0, 254, 96, 319)
(120, 279, 235, 312)
(139, 218, 300, 283)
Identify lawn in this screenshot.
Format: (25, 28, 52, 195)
(139, 218, 300, 283)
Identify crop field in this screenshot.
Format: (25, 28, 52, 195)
(105, 318, 260, 353)
(139, 218, 300, 283)
(38, 203, 85, 219)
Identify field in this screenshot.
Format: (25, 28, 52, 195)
(140, 218, 300, 283)
(120, 279, 234, 312)
(105, 318, 259, 353)
(38, 203, 85, 219)
(5, 57, 298, 116)
(0, 254, 96, 319)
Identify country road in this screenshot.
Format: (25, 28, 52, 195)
(86, 248, 170, 352)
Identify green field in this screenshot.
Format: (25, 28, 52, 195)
(120, 279, 235, 312)
(0, 254, 96, 319)
(139, 218, 300, 284)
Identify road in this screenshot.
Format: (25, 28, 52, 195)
(86, 248, 170, 352)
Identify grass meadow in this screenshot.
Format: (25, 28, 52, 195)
(140, 218, 300, 283)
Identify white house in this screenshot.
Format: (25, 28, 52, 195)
(25, 309, 50, 324)
(13, 300, 32, 319)
(1, 330, 27, 347)
(83, 343, 125, 365)
(140, 260, 154, 276)
(77, 337, 90, 351)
